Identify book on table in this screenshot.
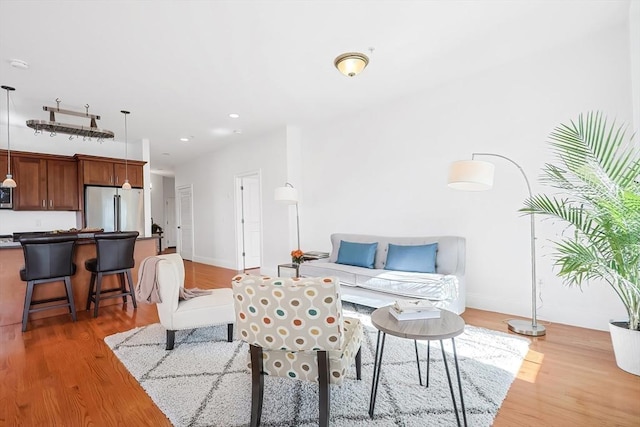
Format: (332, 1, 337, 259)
(302, 251, 330, 260)
(390, 299, 441, 320)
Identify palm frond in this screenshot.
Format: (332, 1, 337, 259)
(524, 112, 640, 330)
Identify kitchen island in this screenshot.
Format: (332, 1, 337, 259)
(0, 235, 159, 327)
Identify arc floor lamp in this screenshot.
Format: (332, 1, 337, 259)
(448, 153, 546, 337)
(274, 182, 300, 250)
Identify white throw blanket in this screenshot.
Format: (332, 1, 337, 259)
(136, 256, 212, 303)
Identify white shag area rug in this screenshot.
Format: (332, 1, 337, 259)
(104, 303, 529, 426)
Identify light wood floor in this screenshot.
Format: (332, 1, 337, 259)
(1, 259, 638, 426)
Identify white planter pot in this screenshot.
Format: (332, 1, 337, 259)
(609, 321, 640, 376)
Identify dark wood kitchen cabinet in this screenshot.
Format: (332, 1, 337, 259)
(82, 159, 143, 188)
(12, 155, 79, 211)
(0, 154, 7, 180)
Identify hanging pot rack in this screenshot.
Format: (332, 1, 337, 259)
(26, 99, 115, 140)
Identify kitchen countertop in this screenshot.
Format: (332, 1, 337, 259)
(0, 234, 159, 249)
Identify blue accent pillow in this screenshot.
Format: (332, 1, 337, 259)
(336, 241, 378, 269)
(384, 243, 438, 273)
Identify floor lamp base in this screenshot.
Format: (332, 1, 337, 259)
(507, 319, 546, 337)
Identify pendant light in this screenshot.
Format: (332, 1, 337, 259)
(121, 110, 131, 190)
(1, 85, 16, 188)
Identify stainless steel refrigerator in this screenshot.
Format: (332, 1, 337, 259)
(84, 186, 144, 234)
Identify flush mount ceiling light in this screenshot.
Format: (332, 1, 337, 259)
(229, 113, 240, 119)
(334, 52, 369, 77)
(180, 137, 189, 142)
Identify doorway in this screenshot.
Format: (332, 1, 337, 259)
(177, 185, 194, 261)
(235, 172, 262, 271)
(164, 197, 176, 248)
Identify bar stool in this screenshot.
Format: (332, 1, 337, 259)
(85, 231, 139, 318)
(19, 234, 79, 332)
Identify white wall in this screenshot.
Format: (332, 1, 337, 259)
(174, 127, 291, 272)
(297, 22, 632, 331)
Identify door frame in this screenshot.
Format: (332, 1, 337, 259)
(234, 170, 263, 271)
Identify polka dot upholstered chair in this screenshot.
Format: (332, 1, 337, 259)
(232, 274, 363, 427)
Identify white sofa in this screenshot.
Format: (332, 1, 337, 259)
(298, 234, 466, 314)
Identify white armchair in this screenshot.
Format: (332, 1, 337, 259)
(155, 254, 235, 350)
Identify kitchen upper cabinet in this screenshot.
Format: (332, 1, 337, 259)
(47, 159, 79, 210)
(114, 162, 143, 188)
(12, 155, 78, 211)
(0, 154, 7, 180)
(83, 160, 114, 186)
(83, 159, 144, 188)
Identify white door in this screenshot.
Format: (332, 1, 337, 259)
(164, 197, 176, 248)
(177, 186, 194, 261)
(236, 173, 262, 271)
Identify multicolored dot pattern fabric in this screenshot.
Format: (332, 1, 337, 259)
(232, 274, 344, 351)
(232, 274, 363, 385)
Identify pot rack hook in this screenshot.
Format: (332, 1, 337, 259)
(85, 104, 90, 115)
(55, 98, 61, 110)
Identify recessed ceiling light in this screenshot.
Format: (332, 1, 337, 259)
(233, 129, 242, 134)
(162, 152, 171, 156)
(229, 113, 240, 119)
(180, 137, 189, 142)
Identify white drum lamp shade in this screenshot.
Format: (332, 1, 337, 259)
(274, 186, 298, 204)
(447, 160, 495, 191)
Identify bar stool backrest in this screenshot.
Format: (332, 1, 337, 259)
(93, 231, 139, 272)
(19, 235, 78, 281)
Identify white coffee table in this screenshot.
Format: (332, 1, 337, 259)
(368, 306, 467, 426)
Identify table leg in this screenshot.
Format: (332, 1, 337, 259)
(441, 339, 461, 427)
(452, 338, 467, 427)
(426, 340, 430, 388)
(368, 331, 386, 418)
(414, 340, 423, 386)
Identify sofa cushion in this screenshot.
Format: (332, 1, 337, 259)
(336, 241, 377, 269)
(385, 243, 437, 273)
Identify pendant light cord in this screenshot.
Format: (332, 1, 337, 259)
(121, 110, 130, 182)
(3, 86, 13, 176)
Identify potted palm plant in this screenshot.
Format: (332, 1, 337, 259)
(522, 112, 640, 376)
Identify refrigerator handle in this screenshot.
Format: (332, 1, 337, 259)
(114, 195, 121, 231)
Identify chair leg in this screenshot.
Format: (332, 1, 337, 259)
(355, 347, 362, 380)
(318, 350, 330, 427)
(22, 281, 35, 332)
(118, 272, 127, 304)
(93, 272, 103, 318)
(86, 273, 96, 311)
(126, 270, 137, 309)
(227, 323, 233, 342)
(166, 330, 175, 350)
(64, 276, 77, 322)
(249, 344, 264, 427)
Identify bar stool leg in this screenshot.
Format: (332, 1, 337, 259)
(126, 270, 137, 308)
(22, 281, 35, 332)
(86, 273, 96, 311)
(118, 272, 128, 304)
(63, 276, 77, 322)
(93, 272, 104, 318)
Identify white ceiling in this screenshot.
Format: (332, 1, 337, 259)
(0, 0, 630, 175)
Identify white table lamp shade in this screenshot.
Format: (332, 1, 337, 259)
(447, 160, 495, 191)
(274, 186, 298, 204)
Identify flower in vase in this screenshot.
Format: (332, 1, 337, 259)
(291, 249, 304, 264)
